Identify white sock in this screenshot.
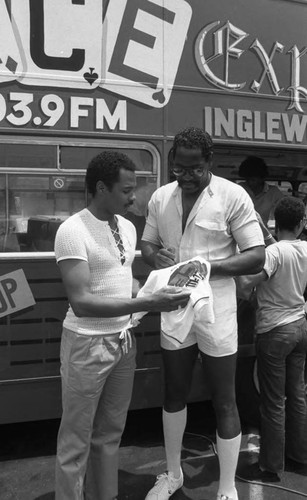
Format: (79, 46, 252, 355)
(163, 407, 187, 478)
(216, 432, 241, 498)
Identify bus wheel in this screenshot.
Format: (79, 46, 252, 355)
(235, 356, 260, 428)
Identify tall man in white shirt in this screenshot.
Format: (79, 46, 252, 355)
(141, 127, 265, 500)
(54, 150, 191, 500)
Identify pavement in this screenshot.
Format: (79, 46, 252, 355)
(0, 403, 306, 500)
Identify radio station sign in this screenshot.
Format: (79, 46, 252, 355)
(0, 0, 306, 145)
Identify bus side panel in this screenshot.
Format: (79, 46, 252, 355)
(0, 259, 64, 423)
(0, 256, 210, 424)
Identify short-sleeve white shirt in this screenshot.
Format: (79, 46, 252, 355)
(142, 175, 264, 274)
(55, 208, 136, 335)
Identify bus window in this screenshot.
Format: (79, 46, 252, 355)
(60, 146, 154, 173)
(0, 144, 57, 169)
(60, 145, 158, 248)
(268, 180, 292, 197)
(297, 183, 307, 202)
(5, 174, 85, 252)
(0, 142, 159, 252)
(266, 181, 293, 232)
(0, 175, 13, 252)
(124, 176, 157, 247)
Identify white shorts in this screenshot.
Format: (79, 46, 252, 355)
(161, 279, 238, 357)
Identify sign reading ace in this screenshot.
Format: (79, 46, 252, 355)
(8, 0, 192, 107)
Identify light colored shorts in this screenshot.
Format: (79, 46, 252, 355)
(161, 279, 237, 357)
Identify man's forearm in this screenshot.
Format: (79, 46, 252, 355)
(140, 240, 160, 268)
(210, 246, 265, 277)
(70, 290, 190, 318)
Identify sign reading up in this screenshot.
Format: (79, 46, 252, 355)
(0, 269, 35, 318)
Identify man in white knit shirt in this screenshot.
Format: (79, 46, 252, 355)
(54, 151, 191, 500)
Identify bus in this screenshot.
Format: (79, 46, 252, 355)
(0, 0, 306, 424)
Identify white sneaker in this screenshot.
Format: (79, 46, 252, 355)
(145, 468, 183, 500)
(217, 488, 238, 500)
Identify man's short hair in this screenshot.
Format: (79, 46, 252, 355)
(239, 156, 268, 179)
(86, 150, 136, 195)
(172, 127, 213, 161)
(274, 196, 305, 231)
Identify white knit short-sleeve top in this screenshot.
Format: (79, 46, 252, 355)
(54, 208, 136, 335)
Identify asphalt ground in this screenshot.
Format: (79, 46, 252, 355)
(0, 402, 306, 500)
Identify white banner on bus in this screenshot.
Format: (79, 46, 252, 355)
(0, 269, 35, 318)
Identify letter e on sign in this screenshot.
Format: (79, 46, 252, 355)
(103, 0, 192, 107)
(0, 269, 35, 318)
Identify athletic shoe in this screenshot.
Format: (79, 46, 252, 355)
(240, 462, 280, 482)
(285, 457, 307, 475)
(145, 468, 183, 500)
(217, 488, 238, 500)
